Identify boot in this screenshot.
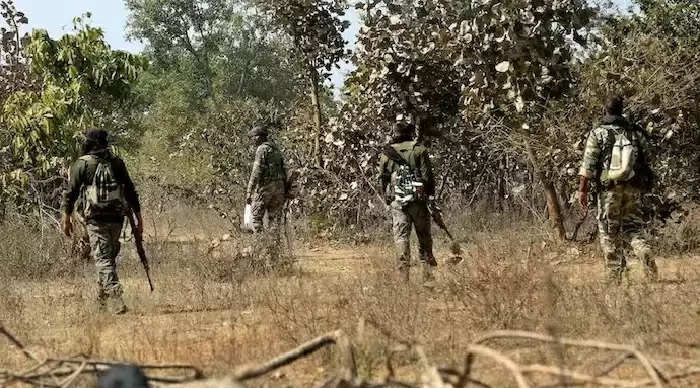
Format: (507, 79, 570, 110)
(643, 259, 658, 282)
(109, 295, 128, 315)
(605, 255, 626, 285)
(398, 258, 410, 282)
(422, 263, 436, 288)
(97, 298, 108, 313)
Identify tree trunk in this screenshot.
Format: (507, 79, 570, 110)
(309, 66, 323, 168)
(526, 141, 566, 240)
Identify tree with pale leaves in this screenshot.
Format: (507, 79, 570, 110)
(256, 0, 349, 167)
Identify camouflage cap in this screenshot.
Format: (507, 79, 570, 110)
(248, 124, 268, 137)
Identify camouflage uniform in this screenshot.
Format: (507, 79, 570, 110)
(379, 139, 437, 280)
(247, 141, 287, 259)
(580, 115, 657, 280)
(87, 222, 125, 305)
(63, 150, 140, 312)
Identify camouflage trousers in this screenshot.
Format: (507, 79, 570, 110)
(392, 201, 437, 278)
(250, 183, 286, 261)
(86, 221, 125, 303)
(597, 184, 657, 280)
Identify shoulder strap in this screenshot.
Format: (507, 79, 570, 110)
(382, 145, 408, 166)
(382, 141, 417, 166)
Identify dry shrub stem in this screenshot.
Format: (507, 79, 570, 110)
(3, 320, 700, 388)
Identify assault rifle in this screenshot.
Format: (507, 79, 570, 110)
(126, 212, 154, 292)
(428, 202, 454, 241)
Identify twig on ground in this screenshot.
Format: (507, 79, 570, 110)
(0, 323, 40, 362)
(465, 344, 530, 388)
(233, 330, 356, 382)
(474, 330, 664, 388)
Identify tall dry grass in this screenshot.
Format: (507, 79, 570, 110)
(1, 204, 699, 386)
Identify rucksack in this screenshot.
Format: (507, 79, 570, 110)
(80, 155, 128, 219)
(261, 141, 286, 184)
(383, 143, 427, 204)
(602, 125, 640, 183)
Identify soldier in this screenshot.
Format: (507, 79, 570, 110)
(578, 96, 657, 282)
(246, 123, 288, 260)
(379, 119, 438, 282)
(61, 129, 143, 314)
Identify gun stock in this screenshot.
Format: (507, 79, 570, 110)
(127, 213, 154, 292)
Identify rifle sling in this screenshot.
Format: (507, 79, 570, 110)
(382, 145, 410, 167)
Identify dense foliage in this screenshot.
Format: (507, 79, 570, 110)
(0, 11, 147, 215)
(0, 0, 697, 235)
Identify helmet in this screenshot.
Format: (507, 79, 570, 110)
(248, 124, 268, 137)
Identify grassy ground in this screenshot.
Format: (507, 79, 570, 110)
(1, 206, 699, 387)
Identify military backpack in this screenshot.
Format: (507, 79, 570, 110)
(602, 125, 639, 182)
(382, 142, 427, 205)
(79, 155, 128, 219)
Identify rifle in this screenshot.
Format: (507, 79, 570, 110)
(126, 212, 154, 292)
(428, 202, 454, 241)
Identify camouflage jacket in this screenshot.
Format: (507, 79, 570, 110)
(62, 149, 141, 223)
(378, 139, 435, 200)
(579, 115, 651, 187)
(247, 141, 287, 198)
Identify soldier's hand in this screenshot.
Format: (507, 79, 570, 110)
(61, 214, 73, 237)
(578, 190, 588, 210)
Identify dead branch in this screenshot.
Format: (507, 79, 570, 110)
(521, 364, 643, 387)
(3, 327, 699, 388)
(0, 323, 40, 362)
(437, 367, 491, 388)
(465, 344, 530, 388)
(233, 329, 356, 382)
(59, 361, 87, 388)
(473, 330, 663, 387)
(630, 368, 700, 387)
(456, 353, 475, 388)
(597, 352, 634, 378)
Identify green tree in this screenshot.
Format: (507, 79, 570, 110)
(573, 0, 700, 203)
(256, 0, 349, 166)
(0, 15, 147, 213)
(339, 0, 593, 237)
(125, 0, 311, 221)
(126, 0, 234, 99)
(450, 0, 593, 239)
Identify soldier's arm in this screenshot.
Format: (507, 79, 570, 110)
(61, 160, 84, 216)
(247, 145, 267, 200)
(578, 130, 601, 208)
(635, 126, 654, 186)
(281, 152, 289, 184)
(419, 148, 436, 197)
(60, 160, 85, 237)
(113, 158, 144, 233)
(114, 158, 141, 214)
(579, 130, 601, 179)
(378, 154, 390, 195)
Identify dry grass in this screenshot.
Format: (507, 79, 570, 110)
(1, 204, 699, 387)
